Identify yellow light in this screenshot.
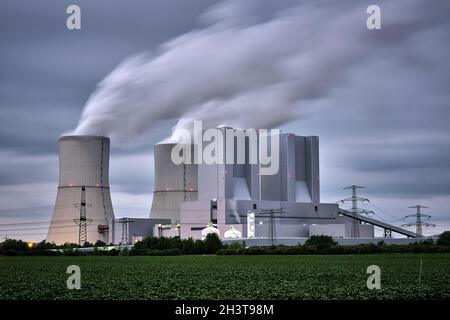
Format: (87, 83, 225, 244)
(27, 242, 33, 248)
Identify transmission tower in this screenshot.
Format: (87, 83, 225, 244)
(401, 205, 435, 237)
(73, 186, 93, 246)
(259, 208, 284, 246)
(118, 217, 134, 247)
(340, 185, 374, 238)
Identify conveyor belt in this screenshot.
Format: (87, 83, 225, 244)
(339, 209, 418, 238)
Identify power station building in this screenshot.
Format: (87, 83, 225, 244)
(149, 129, 374, 240)
(49, 129, 423, 245)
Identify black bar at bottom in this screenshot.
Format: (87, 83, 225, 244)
(1, 300, 447, 318)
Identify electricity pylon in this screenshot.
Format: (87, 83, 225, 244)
(340, 185, 374, 238)
(73, 186, 92, 246)
(401, 205, 435, 237)
(259, 208, 284, 246)
(118, 217, 134, 246)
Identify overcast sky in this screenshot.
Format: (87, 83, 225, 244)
(1, 0, 449, 241)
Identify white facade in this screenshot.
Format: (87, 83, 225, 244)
(47, 136, 115, 245)
(310, 224, 374, 238)
(149, 129, 358, 240)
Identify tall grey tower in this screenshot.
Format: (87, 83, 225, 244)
(47, 135, 115, 245)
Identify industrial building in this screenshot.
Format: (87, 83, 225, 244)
(47, 130, 419, 245)
(150, 128, 376, 240)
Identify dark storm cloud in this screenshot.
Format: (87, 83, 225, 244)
(0, 0, 217, 155)
(0, 0, 217, 204)
(283, 15, 450, 205)
(72, 0, 450, 143)
(0, 152, 57, 185)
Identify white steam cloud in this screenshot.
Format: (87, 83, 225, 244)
(72, 0, 447, 142)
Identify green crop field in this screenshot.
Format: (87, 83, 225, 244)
(1, 254, 449, 300)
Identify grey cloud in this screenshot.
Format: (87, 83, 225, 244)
(0, 0, 449, 239)
(0, 0, 217, 156)
(71, 0, 450, 147)
(0, 153, 58, 185)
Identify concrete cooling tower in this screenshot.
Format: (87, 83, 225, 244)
(47, 135, 115, 245)
(149, 143, 198, 223)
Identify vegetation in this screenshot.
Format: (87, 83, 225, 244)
(217, 241, 450, 255)
(0, 254, 449, 299)
(305, 235, 338, 249)
(130, 234, 222, 255)
(2, 232, 450, 256)
(437, 231, 450, 246)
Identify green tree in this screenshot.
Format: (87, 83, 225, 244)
(305, 235, 337, 250)
(94, 240, 107, 247)
(193, 239, 205, 254)
(437, 231, 450, 246)
(0, 239, 28, 254)
(82, 241, 93, 248)
(204, 233, 222, 254)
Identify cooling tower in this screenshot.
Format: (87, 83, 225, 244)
(150, 143, 198, 223)
(47, 135, 115, 245)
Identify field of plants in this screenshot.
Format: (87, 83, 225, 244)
(1, 254, 449, 299)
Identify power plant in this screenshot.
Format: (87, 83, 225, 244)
(149, 129, 375, 240)
(47, 130, 427, 245)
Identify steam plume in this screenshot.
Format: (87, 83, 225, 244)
(72, 0, 447, 142)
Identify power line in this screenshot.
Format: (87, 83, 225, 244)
(0, 220, 106, 232)
(366, 201, 400, 222)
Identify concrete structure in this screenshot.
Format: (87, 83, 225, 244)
(47, 135, 115, 245)
(149, 128, 373, 240)
(153, 223, 180, 238)
(223, 237, 432, 247)
(149, 143, 198, 223)
(310, 224, 374, 238)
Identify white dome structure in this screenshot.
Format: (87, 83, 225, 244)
(224, 225, 242, 238)
(201, 223, 220, 240)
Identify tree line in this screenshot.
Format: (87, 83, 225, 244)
(1, 232, 450, 256)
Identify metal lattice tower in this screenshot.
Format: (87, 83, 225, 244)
(401, 205, 435, 237)
(260, 208, 284, 246)
(119, 218, 134, 246)
(340, 185, 374, 238)
(77, 186, 87, 246)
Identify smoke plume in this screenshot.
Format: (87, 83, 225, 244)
(72, 0, 448, 142)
